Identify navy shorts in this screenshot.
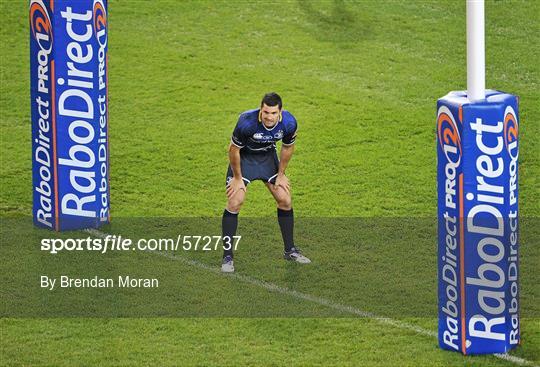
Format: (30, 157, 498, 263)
(226, 150, 279, 186)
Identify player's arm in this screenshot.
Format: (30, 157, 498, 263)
(227, 115, 250, 198)
(275, 119, 297, 193)
(275, 142, 295, 194)
(227, 141, 246, 198)
(228, 143, 243, 179)
(278, 144, 294, 177)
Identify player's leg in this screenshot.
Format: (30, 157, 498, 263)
(226, 181, 246, 213)
(265, 182, 310, 263)
(223, 183, 246, 255)
(222, 174, 249, 273)
(266, 181, 293, 249)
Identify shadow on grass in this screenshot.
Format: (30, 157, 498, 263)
(296, 0, 373, 46)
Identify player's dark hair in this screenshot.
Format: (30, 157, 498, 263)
(261, 92, 282, 109)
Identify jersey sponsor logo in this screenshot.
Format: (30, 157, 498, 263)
(252, 133, 273, 141)
(274, 130, 283, 139)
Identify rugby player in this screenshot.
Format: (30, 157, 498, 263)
(221, 92, 311, 273)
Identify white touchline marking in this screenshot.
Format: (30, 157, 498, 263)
(85, 228, 537, 367)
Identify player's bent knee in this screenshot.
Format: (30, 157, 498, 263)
(228, 198, 244, 213)
(227, 204, 242, 213)
(276, 195, 292, 210)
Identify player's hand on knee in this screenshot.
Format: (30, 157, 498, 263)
(274, 173, 290, 194)
(226, 177, 246, 198)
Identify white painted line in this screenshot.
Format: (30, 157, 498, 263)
(85, 228, 537, 367)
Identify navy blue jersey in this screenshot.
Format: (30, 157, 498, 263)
(230, 109, 297, 153)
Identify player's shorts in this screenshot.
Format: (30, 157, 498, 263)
(226, 150, 279, 186)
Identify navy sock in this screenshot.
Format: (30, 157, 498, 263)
(222, 209, 238, 258)
(277, 208, 294, 252)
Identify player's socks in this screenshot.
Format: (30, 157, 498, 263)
(222, 208, 238, 258)
(277, 207, 294, 252)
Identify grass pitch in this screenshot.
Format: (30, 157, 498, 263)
(1, 0, 539, 366)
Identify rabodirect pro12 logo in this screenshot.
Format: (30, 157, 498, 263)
(93, 0, 107, 42)
(504, 105, 519, 207)
(504, 106, 519, 154)
(30, 0, 53, 47)
(437, 105, 462, 166)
